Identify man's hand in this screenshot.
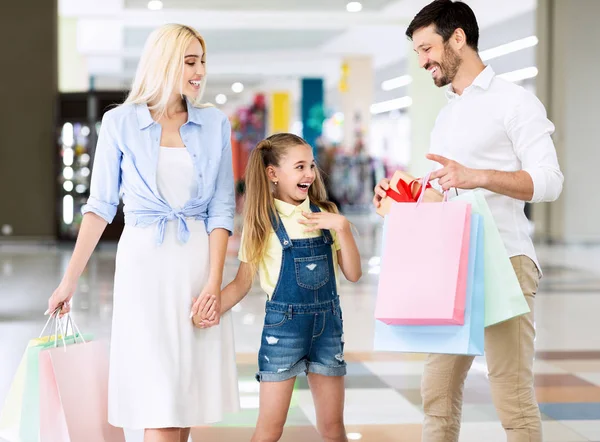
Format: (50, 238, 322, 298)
(427, 154, 485, 191)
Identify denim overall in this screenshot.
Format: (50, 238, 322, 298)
(256, 203, 346, 382)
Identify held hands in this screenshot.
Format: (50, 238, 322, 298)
(298, 211, 350, 233)
(190, 280, 221, 329)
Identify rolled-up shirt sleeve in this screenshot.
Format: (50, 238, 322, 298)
(81, 113, 122, 223)
(206, 117, 235, 235)
(507, 90, 564, 203)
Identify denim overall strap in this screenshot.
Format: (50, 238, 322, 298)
(270, 208, 293, 250)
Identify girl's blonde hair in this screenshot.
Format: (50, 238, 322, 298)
(124, 24, 209, 118)
(242, 133, 338, 272)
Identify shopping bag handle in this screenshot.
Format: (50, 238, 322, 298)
(54, 314, 87, 350)
(64, 313, 86, 345)
(407, 178, 432, 201)
(54, 314, 68, 350)
(39, 308, 87, 350)
(39, 307, 62, 339)
(415, 172, 449, 206)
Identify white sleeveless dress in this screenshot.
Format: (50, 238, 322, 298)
(108, 147, 239, 429)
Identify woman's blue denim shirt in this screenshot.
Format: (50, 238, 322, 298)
(81, 101, 235, 245)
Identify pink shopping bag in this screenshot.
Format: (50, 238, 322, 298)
(375, 183, 472, 325)
(39, 339, 125, 442)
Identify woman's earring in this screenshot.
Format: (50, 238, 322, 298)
(273, 181, 278, 186)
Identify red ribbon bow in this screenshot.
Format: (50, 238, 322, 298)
(385, 178, 432, 203)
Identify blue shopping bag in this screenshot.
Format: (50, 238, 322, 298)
(374, 213, 485, 355)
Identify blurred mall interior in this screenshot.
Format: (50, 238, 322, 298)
(1, 0, 600, 441)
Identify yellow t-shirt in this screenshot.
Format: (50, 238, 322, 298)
(238, 198, 342, 299)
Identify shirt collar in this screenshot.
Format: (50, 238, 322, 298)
(446, 65, 495, 100)
(135, 103, 154, 130)
(186, 99, 204, 126)
(135, 97, 204, 130)
(274, 198, 311, 218)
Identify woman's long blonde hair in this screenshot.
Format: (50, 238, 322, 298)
(242, 133, 338, 272)
(124, 24, 209, 118)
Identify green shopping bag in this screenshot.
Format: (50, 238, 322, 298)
(453, 190, 530, 326)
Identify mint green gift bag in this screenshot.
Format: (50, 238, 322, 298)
(453, 190, 530, 326)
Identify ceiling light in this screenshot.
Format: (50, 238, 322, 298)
(63, 167, 74, 180)
(216, 94, 227, 105)
(63, 195, 74, 225)
(61, 122, 74, 147)
(231, 82, 244, 93)
(370, 96, 412, 114)
(480, 36, 538, 61)
(147, 0, 163, 11)
(63, 181, 74, 192)
(381, 75, 413, 91)
(62, 148, 74, 166)
(346, 2, 362, 13)
(497, 67, 538, 83)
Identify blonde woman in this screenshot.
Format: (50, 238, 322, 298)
(47, 24, 239, 442)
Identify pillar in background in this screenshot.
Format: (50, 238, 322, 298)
(339, 56, 374, 155)
(0, 0, 58, 238)
(534, 0, 600, 243)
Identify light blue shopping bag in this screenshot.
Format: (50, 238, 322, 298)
(374, 213, 485, 355)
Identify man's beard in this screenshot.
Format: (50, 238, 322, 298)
(429, 42, 462, 88)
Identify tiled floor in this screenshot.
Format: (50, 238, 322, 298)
(1, 214, 599, 441)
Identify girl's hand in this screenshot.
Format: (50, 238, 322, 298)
(298, 211, 349, 234)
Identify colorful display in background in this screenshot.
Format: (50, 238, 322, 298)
(270, 92, 290, 134)
(301, 78, 324, 154)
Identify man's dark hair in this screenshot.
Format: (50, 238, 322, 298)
(405, 0, 479, 51)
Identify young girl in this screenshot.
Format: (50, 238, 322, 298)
(197, 133, 362, 442)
